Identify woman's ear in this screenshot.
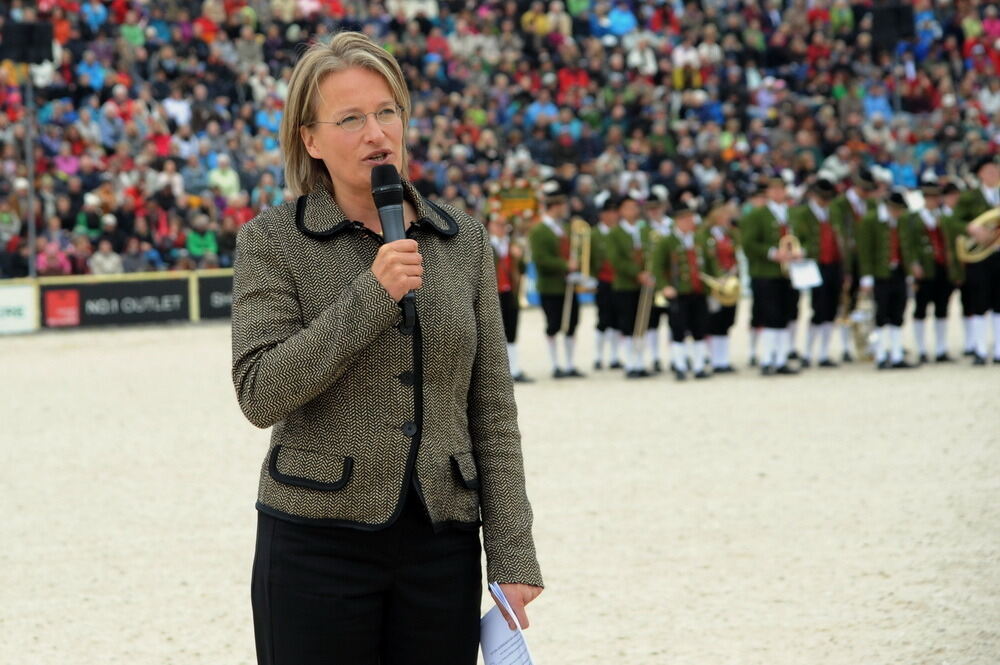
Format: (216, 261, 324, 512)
(300, 125, 322, 160)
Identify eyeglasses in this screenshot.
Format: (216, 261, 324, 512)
(305, 104, 402, 132)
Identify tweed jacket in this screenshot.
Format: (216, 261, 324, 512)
(231, 181, 542, 588)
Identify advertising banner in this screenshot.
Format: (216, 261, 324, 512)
(39, 278, 189, 328)
(0, 284, 38, 334)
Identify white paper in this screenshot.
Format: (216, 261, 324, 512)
(480, 582, 534, 665)
(789, 259, 823, 290)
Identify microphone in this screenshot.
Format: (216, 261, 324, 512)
(371, 164, 415, 332)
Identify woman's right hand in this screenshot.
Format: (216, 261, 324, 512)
(372, 239, 423, 302)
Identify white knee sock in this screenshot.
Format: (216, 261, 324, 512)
(563, 336, 576, 371)
(972, 315, 987, 357)
(805, 324, 818, 361)
(671, 341, 687, 371)
(610, 330, 622, 363)
(819, 323, 833, 362)
(913, 319, 927, 355)
(775, 328, 790, 366)
(721, 335, 731, 367)
(876, 326, 889, 363)
(787, 321, 798, 354)
(992, 313, 1000, 358)
(759, 328, 777, 368)
(934, 319, 948, 357)
(646, 329, 660, 362)
(963, 316, 974, 352)
(506, 343, 520, 376)
(889, 325, 904, 363)
(749, 328, 759, 363)
(709, 336, 724, 368)
(692, 340, 707, 373)
(839, 324, 852, 356)
(594, 329, 606, 364)
(623, 337, 636, 371)
(546, 336, 560, 372)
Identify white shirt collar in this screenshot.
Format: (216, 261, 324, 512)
(808, 199, 829, 222)
(846, 188, 866, 217)
(982, 186, 1000, 207)
(542, 215, 564, 237)
(877, 203, 897, 228)
(620, 219, 643, 247)
(767, 201, 788, 223)
(490, 234, 509, 255)
(919, 208, 938, 229)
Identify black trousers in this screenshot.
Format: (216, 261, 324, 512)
(708, 303, 737, 336)
(811, 262, 843, 325)
(648, 304, 666, 330)
(751, 277, 797, 329)
(595, 280, 616, 332)
(613, 289, 640, 336)
(913, 263, 953, 320)
(874, 267, 907, 327)
(499, 290, 519, 343)
(251, 497, 482, 665)
(540, 291, 579, 337)
(962, 251, 1000, 316)
(668, 293, 708, 342)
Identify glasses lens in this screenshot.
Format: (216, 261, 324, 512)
(376, 106, 399, 124)
(339, 114, 364, 131)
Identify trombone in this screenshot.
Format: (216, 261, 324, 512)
(633, 229, 660, 343)
(560, 217, 594, 334)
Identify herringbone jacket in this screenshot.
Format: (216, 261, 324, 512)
(231, 181, 542, 587)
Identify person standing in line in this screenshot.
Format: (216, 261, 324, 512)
(701, 202, 741, 373)
(489, 214, 533, 382)
(606, 193, 655, 378)
(591, 192, 623, 370)
(939, 178, 975, 356)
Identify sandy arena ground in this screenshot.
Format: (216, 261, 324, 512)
(2, 301, 999, 665)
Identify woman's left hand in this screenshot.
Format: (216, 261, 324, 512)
(492, 583, 543, 630)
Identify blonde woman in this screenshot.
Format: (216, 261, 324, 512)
(231, 32, 542, 664)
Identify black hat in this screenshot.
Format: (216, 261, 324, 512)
(671, 204, 698, 219)
(599, 192, 619, 212)
(617, 191, 642, 208)
(886, 190, 909, 210)
(941, 178, 962, 195)
(541, 179, 568, 204)
(766, 175, 786, 188)
(971, 154, 998, 174)
(752, 179, 769, 196)
(918, 177, 941, 196)
(811, 178, 837, 200)
(854, 168, 878, 191)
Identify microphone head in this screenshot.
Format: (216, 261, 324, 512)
(371, 164, 404, 208)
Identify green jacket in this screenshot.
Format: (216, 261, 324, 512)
(902, 210, 959, 282)
(741, 204, 789, 279)
(953, 188, 991, 226)
(606, 221, 651, 291)
(590, 225, 610, 279)
(828, 191, 875, 260)
(528, 219, 569, 295)
(651, 232, 715, 295)
(858, 206, 911, 280)
(790, 202, 850, 272)
(940, 211, 967, 282)
(187, 229, 219, 258)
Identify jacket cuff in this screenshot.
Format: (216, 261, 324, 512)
(767, 246, 778, 260)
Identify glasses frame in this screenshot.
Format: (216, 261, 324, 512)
(304, 104, 403, 132)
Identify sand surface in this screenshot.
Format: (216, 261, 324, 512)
(2, 302, 998, 664)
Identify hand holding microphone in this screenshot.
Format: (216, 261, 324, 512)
(372, 240, 422, 302)
(371, 164, 419, 330)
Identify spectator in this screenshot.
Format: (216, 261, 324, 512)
(87, 238, 123, 275)
(36, 241, 72, 276)
(121, 236, 152, 273)
(185, 214, 218, 264)
(207, 154, 241, 198)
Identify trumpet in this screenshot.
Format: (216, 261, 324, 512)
(778, 233, 802, 276)
(955, 207, 1000, 263)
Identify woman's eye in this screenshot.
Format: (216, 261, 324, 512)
(339, 114, 364, 129)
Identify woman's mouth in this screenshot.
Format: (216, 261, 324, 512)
(364, 151, 391, 165)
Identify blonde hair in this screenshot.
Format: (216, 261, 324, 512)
(280, 32, 411, 197)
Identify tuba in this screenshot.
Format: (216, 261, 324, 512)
(955, 207, 1000, 263)
(702, 272, 741, 307)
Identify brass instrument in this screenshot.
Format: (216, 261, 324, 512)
(633, 229, 660, 343)
(778, 233, 802, 276)
(560, 217, 593, 334)
(955, 207, 1000, 263)
(703, 272, 741, 307)
(851, 290, 877, 361)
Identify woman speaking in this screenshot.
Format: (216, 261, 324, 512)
(231, 32, 542, 664)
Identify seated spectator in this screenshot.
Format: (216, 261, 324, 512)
(0, 237, 30, 278)
(207, 154, 241, 198)
(186, 214, 218, 263)
(87, 238, 124, 275)
(36, 241, 73, 276)
(0, 198, 21, 247)
(98, 214, 128, 254)
(217, 215, 238, 268)
(68, 235, 93, 275)
(121, 236, 153, 273)
(43, 216, 73, 252)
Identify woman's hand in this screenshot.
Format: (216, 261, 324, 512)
(372, 239, 423, 302)
(492, 583, 543, 630)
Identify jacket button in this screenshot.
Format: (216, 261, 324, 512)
(401, 421, 417, 437)
(398, 371, 414, 387)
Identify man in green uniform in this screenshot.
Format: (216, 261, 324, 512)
(859, 190, 916, 369)
(591, 193, 622, 370)
(939, 178, 974, 355)
(606, 193, 654, 378)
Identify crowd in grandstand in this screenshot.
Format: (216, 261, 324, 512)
(0, 0, 997, 278)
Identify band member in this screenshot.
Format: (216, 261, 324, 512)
(829, 167, 881, 361)
(701, 202, 740, 373)
(653, 207, 713, 380)
(644, 187, 673, 372)
(591, 193, 622, 370)
(528, 180, 584, 378)
(904, 178, 957, 363)
(939, 178, 975, 355)
(791, 178, 847, 368)
(607, 193, 654, 378)
(952, 155, 1000, 365)
(743, 176, 800, 376)
(743, 181, 768, 366)
(489, 214, 532, 382)
(859, 190, 915, 369)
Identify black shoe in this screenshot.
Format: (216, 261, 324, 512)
(512, 373, 534, 383)
(693, 370, 710, 379)
(775, 364, 799, 375)
(963, 349, 975, 357)
(918, 353, 929, 364)
(673, 368, 687, 381)
(713, 365, 736, 374)
(653, 359, 663, 374)
(564, 368, 586, 378)
(842, 352, 854, 363)
(877, 359, 890, 370)
(972, 355, 987, 366)
(552, 368, 567, 379)
(935, 353, 954, 363)
(891, 360, 916, 369)
(760, 365, 775, 376)
(593, 360, 603, 371)
(800, 358, 811, 369)
(818, 359, 839, 368)
(994, 357, 1000, 365)
(749, 356, 758, 367)
(788, 350, 799, 360)
(609, 360, 623, 370)
(626, 369, 651, 379)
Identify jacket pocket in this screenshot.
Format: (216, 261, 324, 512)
(267, 444, 354, 491)
(450, 451, 480, 490)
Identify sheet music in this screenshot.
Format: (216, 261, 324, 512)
(480, 582, 535, 665)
